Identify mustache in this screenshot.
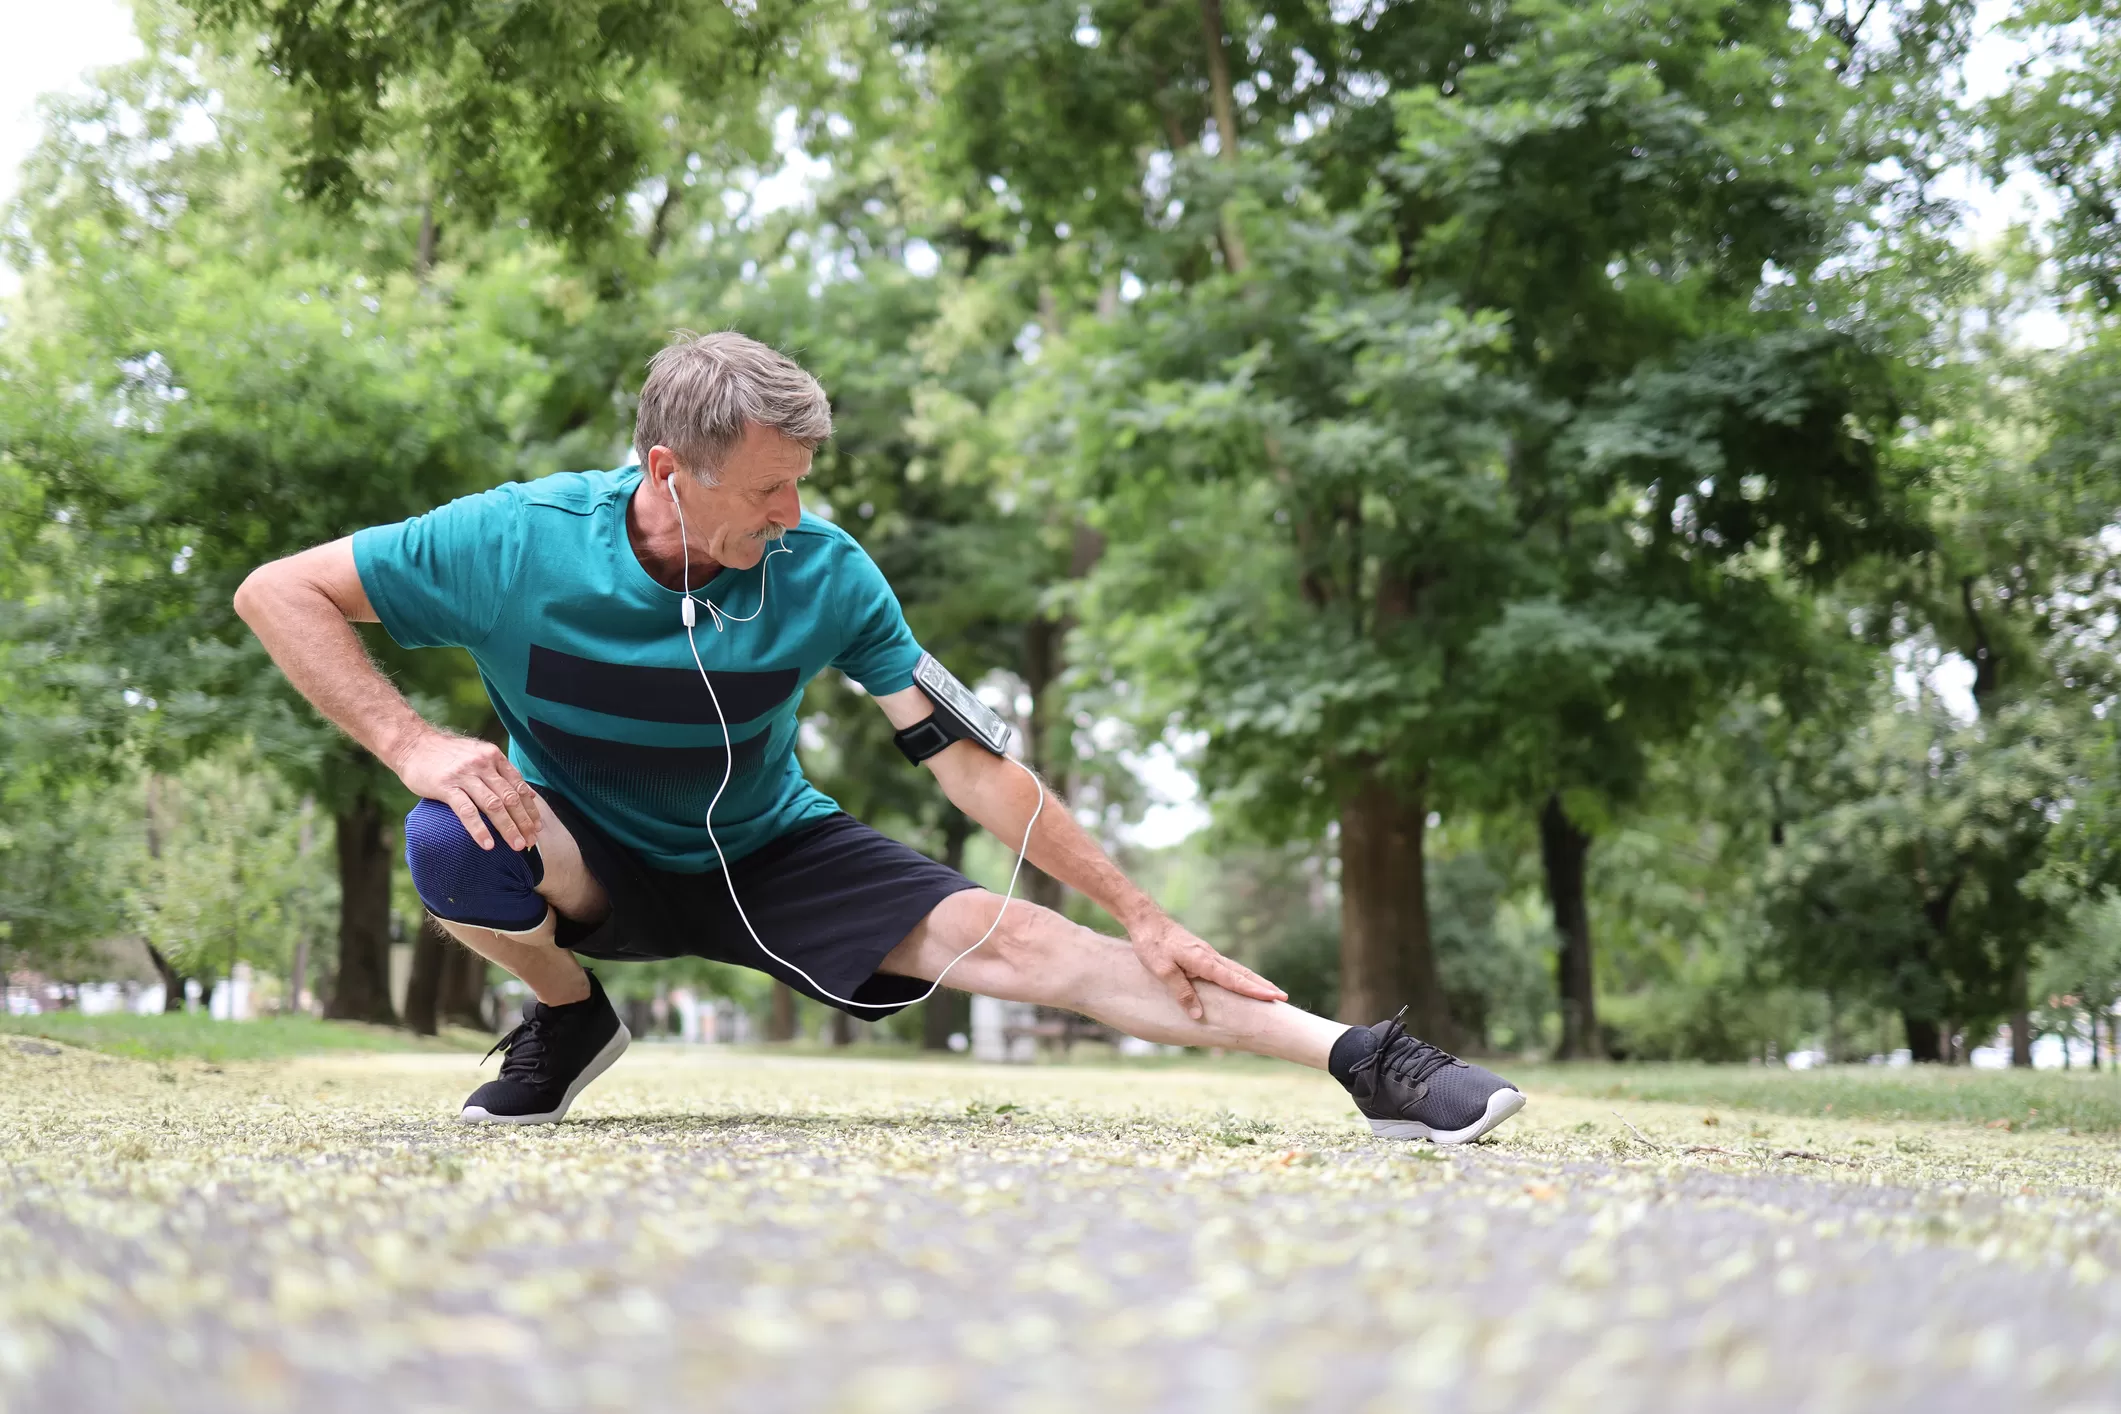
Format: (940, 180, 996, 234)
(750, 523, 789, 544)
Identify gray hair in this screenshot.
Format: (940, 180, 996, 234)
(634, 330, 833, 484)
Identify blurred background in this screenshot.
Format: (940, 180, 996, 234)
(4, 0, 2121, 1071)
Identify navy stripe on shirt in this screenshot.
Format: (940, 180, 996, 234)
(527, 716, 773, 777)
(526, 644, 798, 725)
(527, 717, 774, 829)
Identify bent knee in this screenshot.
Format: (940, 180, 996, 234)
(403, 799, 547, 932)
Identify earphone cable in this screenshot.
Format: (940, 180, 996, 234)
(669, 475, 1042, 1010)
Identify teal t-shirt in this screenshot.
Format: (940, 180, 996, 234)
(352, 467, 922, 872)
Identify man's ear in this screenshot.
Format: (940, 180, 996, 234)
(644, 444, 676, 487)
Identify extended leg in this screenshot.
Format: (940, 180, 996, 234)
(878, 890, 1348, 1068)
(880, 889, 1525, 1143)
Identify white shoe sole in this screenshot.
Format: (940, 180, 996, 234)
(458, 1024, 632, 1125)
(1368, 1086, 1526, 1145)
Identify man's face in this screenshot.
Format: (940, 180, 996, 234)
(673, 424, 812, 571)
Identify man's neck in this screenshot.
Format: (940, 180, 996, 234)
(625, 478, 721, 591)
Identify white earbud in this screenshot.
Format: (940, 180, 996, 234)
(669, 474, 694, 627)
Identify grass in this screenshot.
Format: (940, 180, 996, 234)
(16, 1009, 2120, 1137)
(1516, 1059, 2121, 1133)
(0, 1011, 487, 1063)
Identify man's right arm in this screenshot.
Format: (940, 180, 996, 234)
(233, 538, 541, 851)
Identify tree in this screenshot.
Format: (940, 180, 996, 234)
(1375, 0, 1946, 1054)
(1, 38, 580, 1025)
(1767, 696, 2092, 1060)
(1828, 228, 2121, 1061)
(2035, 901, 2121, 1069)
(126, 750, 334, 1010)
(1019, 0, 1929, 1054)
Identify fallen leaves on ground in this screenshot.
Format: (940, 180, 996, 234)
(4, 1042, 2120, 1413)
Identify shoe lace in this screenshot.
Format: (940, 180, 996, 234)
(1375, 1006, 1463, 1088)
(483, 1008, 552, 1083)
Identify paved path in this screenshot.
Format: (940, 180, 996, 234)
(5, 1039, 2121, 1413)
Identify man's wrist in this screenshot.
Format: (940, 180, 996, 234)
(1114, 891, 1166, 936)
(376, 718, 437, 775)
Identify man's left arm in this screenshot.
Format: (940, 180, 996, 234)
(874, 686, 1287, 1020)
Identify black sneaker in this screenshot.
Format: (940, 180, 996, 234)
(1339, 1008, 1524, 1144)
(460, 971, 630, 1124)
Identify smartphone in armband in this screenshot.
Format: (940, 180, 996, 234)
(894, 652, 1014, 763)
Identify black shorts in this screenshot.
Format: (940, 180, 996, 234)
(540, 789, 978, 1018)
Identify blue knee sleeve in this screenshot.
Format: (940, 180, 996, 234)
(404, 799, 548, 932)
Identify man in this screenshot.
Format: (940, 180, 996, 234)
(235, 331, 1525, 1142)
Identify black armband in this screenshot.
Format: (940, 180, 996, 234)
(894, 652, 1013, 764)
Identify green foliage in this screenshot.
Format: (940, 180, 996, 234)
(0, 786, 136, 976)
(1989, 1, 2121, 310)
(1429, 851, 1555, 1053)
(1599, 964, 1823, 1064)
(0, 34, 588, 812)
(180, 0, 791, 251)
(2035, 899, 2121, 1025)
(1042, 0, 1926, 855)
(1766, 697, 2094, 1035)
(1, 747, 336, 989)
(6, 0, 2121, 1067)
(127, 752, 335, 989)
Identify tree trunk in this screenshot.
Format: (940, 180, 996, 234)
(414, 199, 438, 279)
(438, 946, 490, 1030)
(1540, 793, 1601, 1059)
(923, 808, 976, 1051)
(2009, 956, 2033, 1068)
(403, 917, 448, 1037)
(1960, 576, 2000, 706)
(1337, 777, 1454, 1044)
(767, 981, 797, 1042)
(326, 790, 398, 1025)
(1903, 1014, 1943, 1063)
(1016, 522, 1109, 919)
(143, 942, 186, 1014)
(830, 1010, 856, 1046)
(142, 777, 187, 1012)
(1021, 611, 1068, 915)
(1195, 0, 1249, 272)
(289, 797, 315, 1014)
(644, 178, 683, 260)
